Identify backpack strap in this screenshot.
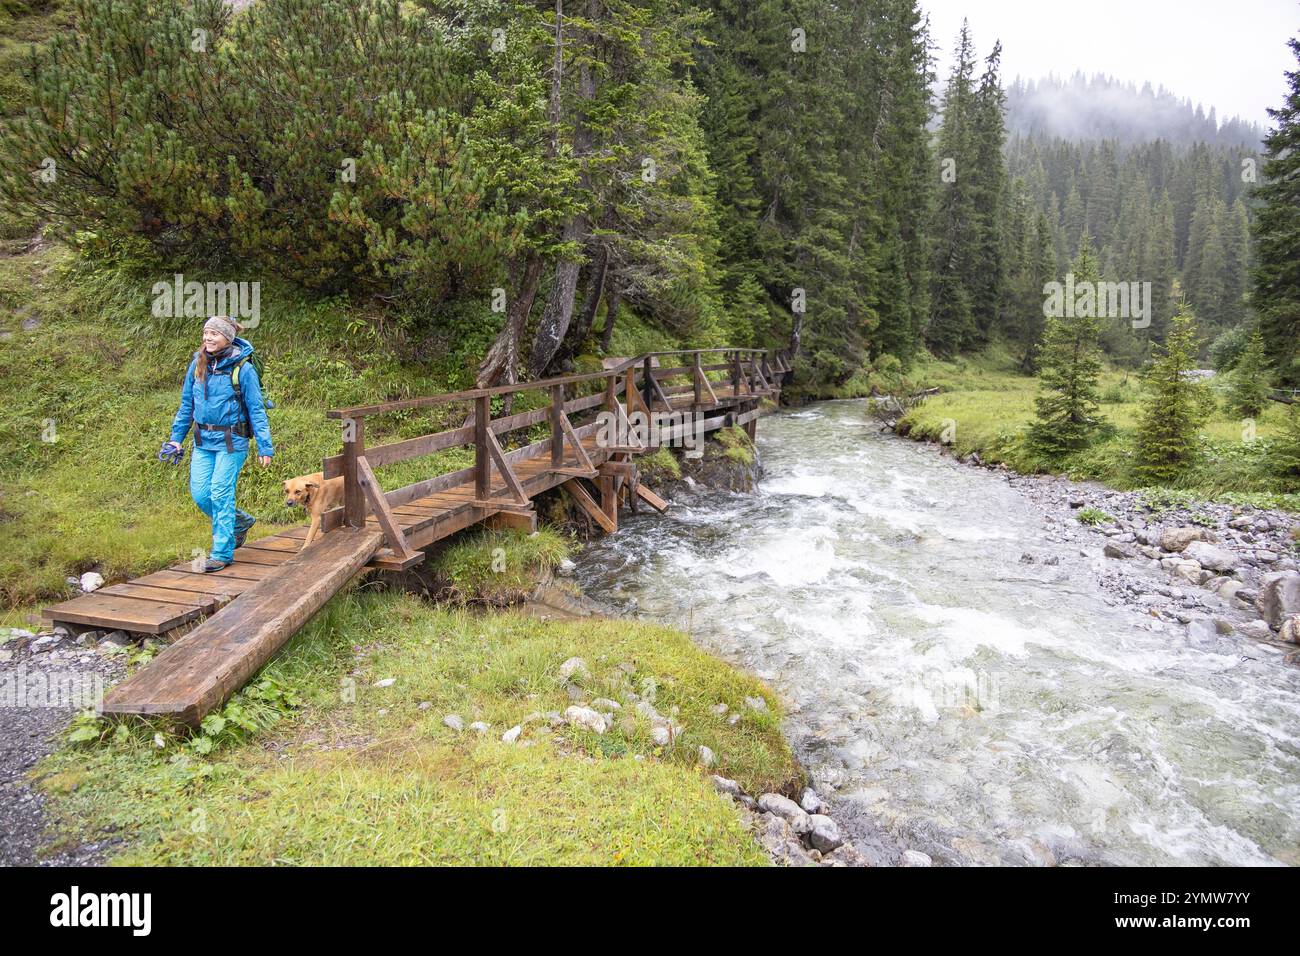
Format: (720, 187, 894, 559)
(230, 357, 250, 424)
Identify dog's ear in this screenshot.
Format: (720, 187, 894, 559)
(304, 480, 320, 490)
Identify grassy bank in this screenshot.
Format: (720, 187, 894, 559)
(34, 586, 800, 865)
(893, 347, 1300, 510)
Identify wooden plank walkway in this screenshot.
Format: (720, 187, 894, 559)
(43, 349, 785, 724)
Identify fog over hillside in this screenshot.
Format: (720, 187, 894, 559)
(1005, 73, 1264, 148)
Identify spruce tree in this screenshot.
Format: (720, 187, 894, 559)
(1025, 238, 1106, 460)
(1251, 36, 1300, 383)
(926, 21, 978, 356)
(1133, 303, 1211, 484)
(1227, 330, 1273, 418)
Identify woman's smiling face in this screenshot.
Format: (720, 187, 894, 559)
(202, 327, 230, 353)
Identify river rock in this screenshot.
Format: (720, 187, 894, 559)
(711, 775, 742, 798)
(901, 849, 933, 867)
(564, 706, 607, 733)
(79, 571, 104, 592)
(442, 714, 464, 732)
(1280, 616, 1300, 644)
(1257, 571, 1300, 630)
(468, 721, 490, 734)
(1160, 527, 1213, 552)
(558, 657, 590, 681)
(800, 788, 824, 814)
(1218, 579, 1245, 602)
(758, 793, 812, 834)
(697, 745, 716, 767)
(1183, 541, 1239, 572)
(807, 814, 844, 852)
(757, 813, 817, 867)
(501, 725, 522, 744)
(1237, 620, 1274, 641)
(822, 843, 869, 867)
(1103, 542, 1133, 560)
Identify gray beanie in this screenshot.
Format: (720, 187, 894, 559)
(204, 315, 237, 343)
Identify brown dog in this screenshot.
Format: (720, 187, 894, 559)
(284, 472, 344, 547)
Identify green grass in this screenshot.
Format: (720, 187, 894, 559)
(898, 346, 1300, 510)
(35, 589, 799, 865)
(639, 447, 681, 483)
(431, 528, 572, 605)
(714, 425, 755, 466)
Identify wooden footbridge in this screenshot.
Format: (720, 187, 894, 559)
(43, 348, 788, 724)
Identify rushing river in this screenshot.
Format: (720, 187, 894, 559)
(574, 400, 1300, 866)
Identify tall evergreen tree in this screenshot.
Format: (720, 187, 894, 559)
(1251, 36, 1300, 383)
(926, 20, 978, 356)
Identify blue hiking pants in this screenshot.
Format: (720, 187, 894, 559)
(189, 446, 255, 563)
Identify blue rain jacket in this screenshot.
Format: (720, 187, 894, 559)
(169, 337, 274, 456)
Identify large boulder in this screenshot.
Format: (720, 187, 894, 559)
(1256, 571, 1300, 630)
(1183, 541, 1239, 573)
(1160, 526, 1213, 553)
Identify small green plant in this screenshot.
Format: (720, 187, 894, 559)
(1076, 507, 1113, 526)
(715, 425, 755, 466)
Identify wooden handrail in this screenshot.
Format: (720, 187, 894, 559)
(323, 346, 781, 552)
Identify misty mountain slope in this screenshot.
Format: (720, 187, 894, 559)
(1006, 73, 1263, 148)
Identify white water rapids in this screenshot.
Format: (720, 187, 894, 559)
(573, 400, 1300, 866)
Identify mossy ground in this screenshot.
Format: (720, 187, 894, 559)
(895, 346, 1300, 510)
(36, 589, 799, 865)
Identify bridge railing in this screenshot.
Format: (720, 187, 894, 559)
(321, 347, 786, 563)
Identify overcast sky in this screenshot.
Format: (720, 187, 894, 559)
(923, 0, 1299, 127)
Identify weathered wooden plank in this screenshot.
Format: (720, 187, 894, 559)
(561, 479, 616, 534)
(44, 593, 203, 634)
(357, 455, 419, 562)
(102, 527, 385, 724)
(229, 547, 295, 567)
(239, 534, 303, 554)
(100, 583, 222, 612)
(134, 569, 256, 596)
(168, 561, 280, 581)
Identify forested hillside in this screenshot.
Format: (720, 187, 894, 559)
(1, 0, 1297, 485)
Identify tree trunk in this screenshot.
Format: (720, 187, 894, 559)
(549, 239, 608, 372)
(476, 254, 543, 415)
(599, 279, 622, 353)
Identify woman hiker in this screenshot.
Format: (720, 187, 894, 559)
(163, 316, 274, 572)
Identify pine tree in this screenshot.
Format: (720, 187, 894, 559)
(967, 41, 1007, 343)
(1227, 329, 1273, 418)
(1251, 36, 1300, 383)
(926, 20, 978, 356)
(1026, 238, 1106, 460)
(1133, 303, 1211, 484)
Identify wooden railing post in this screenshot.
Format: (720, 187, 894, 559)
(550, 384, 564, 467)
(474, 395, 490, 501)
(343, 416, 366, 528)
(642, 356, 654, 411)
(693, 353, 703, 407)
(731, 350, 741, 397)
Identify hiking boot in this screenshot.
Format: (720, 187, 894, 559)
(201, 559, 228, 573)
(234, 514, 257, 550)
